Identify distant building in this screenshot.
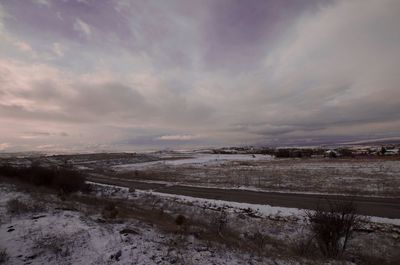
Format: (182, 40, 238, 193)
(324, 150, 340, 158)
(384, 149, 399, 155)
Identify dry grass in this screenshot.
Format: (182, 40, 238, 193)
(354, 252, 400, 265)
(0, 249, 8, 264)
(6, 198, 45, 215)
(305, 199, 366, 258)
(291, 233, 319, 258)
(33, 234, 72, 258)
(110, 157, 400, 196)
(2, 179, 397, 264)
(101, 202, 119, 219)
(68, 192, 293, 259)
(0, 164, 86, 193)
(116, 169, 185, 182)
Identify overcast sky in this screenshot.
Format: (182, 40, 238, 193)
(0, 0, 399, 152)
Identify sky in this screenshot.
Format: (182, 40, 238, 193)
(0, 0, 399, 152)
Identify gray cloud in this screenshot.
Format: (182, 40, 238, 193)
(0, 0, 399, 152)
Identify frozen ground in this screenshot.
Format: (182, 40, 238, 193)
(112, 154, 272, 170)
(87, 181, 400, 225)
(1, 182, 399, 264)
(0, 185, 294, 265)
(112, 156, 400, 197)
(5, 152, 398, 197)
(0, 183, 400, 265)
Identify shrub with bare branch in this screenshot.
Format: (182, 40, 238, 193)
(305, 199, 366, 258)
(6, 198, 45, 215)
(0, 248, 8, 264)
(211, 210, 228, 238)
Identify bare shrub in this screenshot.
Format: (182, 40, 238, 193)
(6, 198, 45, 215)
(165, 235, 189, 265)
(305, 199, 365, 258)
(175, 214, 186, 226)
(101, 202, 118, 219)
(211, 210, 228, 238)
(248, 231, 270, 255)
(355, 248, 400, 265)
(0, 248, 9, 264)
(52, 168, 86, 193)
(175, 214, 190, 234)
(0, 164, 86, 193)
(7, 198, 30, 215)
(34, 234, 71, 258)
(291, 233, 317, 257)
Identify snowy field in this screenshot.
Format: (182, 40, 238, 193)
(112, 156, 400, 197)
(112, 154, 272, 170)
(5, 152, 399, 197)
(0, 184, 293, 265)
(1, 182, 399, 264)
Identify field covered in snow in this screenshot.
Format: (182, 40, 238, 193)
(4, 152, 399, 197)
(112, 154, 272, 170)
(0, 184, 295, 265)
(111, 154, 400, 197)
(1, 182, 399, 265)
(1, 151, 400, 264)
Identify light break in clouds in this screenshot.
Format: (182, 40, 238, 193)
(0, 0, 399, 152)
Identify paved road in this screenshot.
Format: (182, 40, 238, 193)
(88, 175, 400, 219)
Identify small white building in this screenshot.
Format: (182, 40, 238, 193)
(384, 149, 399, 155)
(324, 150, 340, 157)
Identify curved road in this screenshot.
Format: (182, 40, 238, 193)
(88, 176, 400, 219)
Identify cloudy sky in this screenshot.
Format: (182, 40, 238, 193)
(0, 0, 399, 152)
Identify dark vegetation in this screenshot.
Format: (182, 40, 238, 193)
(212, 145, 400, 158)
(101, 202, 119, 219)
(34, 234, 72, 258)
(2, 180, 398, 264)
(0, 248, 8, 264)
(6, 198, 45, 215)
(175, 214, 186, 226)
(1, 153, 399, 264)
(305, 199, 366, 258)
(0, 163, 86, 193)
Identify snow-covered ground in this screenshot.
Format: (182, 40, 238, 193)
(1, 181, 399, 265)
(112, 154, 272, 170)
(88, 181, 400, 226)
(0, 185, 295, 265)
(2, 209, 275, 265)
(112, 157, 400, 197)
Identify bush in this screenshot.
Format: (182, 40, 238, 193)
(211, 210, 228, 237)
(291, 234, 317, 257)
(248, 231, 271, 255)
(34, 234, 71, 258)
(7, 198, 30, 215)
(53, 168, 86, 193)
(175, 215, 186, 226)
(0, 248, 8, 264)
(101, 202, 118, 219)
(0, 164, 86, 193)
(305, 199, 365, 258)
(6, 198, 45, 215)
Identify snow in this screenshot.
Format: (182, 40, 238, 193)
(112, 153, 272, 170)
(0, 185, 298, 265)
(135, 189, 400, 226)
(1, 182, 398, 264)
(115, 157, 400, 197)
(136, 189, 302, 217)
(127, 179, 399, 198)
(86, 181, 400, 226)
